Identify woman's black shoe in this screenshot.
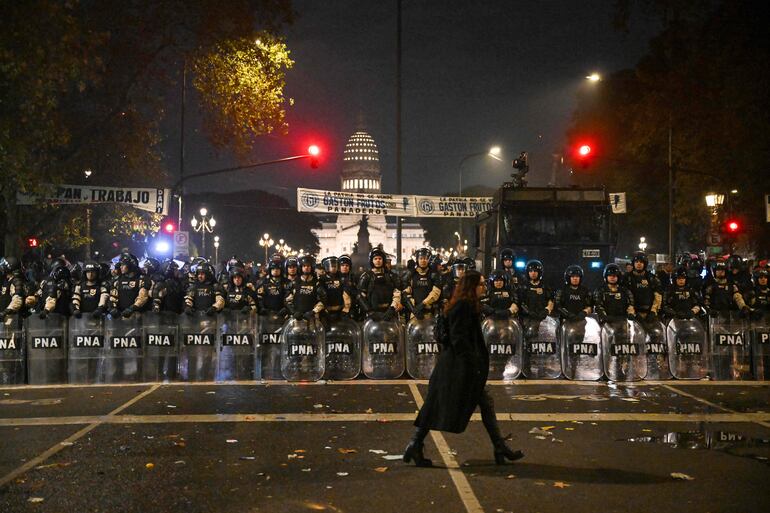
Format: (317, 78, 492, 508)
(403, 441, 433, 467)
(494, 443, 524, 465)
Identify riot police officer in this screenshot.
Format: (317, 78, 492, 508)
(727, 254, 752, 296)
(141, 258, 163, 310)
(257, 259, 290, 317)
(442, 260, 467, 305)
(703, 259, 750, 317)
(624, 252, 663, 321)
(184, 262, 224, 316)
(71, 261, 109, 318)
(151, 260, 185, 314)
(403, 248, 442, 320)
(593, 263, 635, 323)
(499, 248, 520, 287)
(285, 256, 299, 286)
(554, 265, 592, 322)
(109, 253, 151, 318)
(319, 256, 351, 319)
(0, 257, 27, 321)
(358, 248, 401, 321)
(749, 265, 770, 320)
(288, 255, 325, 320)
(223, 265, 257, 314)
(36, 258, 73, 318)
(517, 260, 553, 321)
(481, 269, 518, 320)
(663, 266, 704, 320)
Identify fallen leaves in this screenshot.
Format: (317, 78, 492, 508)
(337, 448, 357, 454)
(373, 467, 389, 473)
(553, 481, 571, 488)
(671, 472, 695, 481)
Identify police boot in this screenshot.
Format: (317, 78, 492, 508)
(403, 427, 432, 467)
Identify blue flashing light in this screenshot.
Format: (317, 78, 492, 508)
(515, 260, 526, 269)
(590, 261, 602, 269)
(154, 240, 171, 255)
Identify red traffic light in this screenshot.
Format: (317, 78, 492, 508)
(27, 237, 38, 248)
(308, 145, 320, 157)
(578, 144, 592, 157)
(726, 220, 740, 233)
(163, 221, 176, 234)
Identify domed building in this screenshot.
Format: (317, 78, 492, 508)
(312, 126, 426, 268)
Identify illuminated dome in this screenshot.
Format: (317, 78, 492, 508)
(341, 130, 381, 192)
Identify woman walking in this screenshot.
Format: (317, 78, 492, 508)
(404, 270, 524, 466)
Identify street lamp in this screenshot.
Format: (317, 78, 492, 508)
(274, 239, 290, 255)
(258, 233, 274, 264)
(213, 236, 220, 263)
(190, 207, 216, 258)
(638, 237, 648, 252)
(458, 146, 502, 236)
(586, 72, 601, 82)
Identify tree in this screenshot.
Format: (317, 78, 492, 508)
(0, 0, 294, 258)
(568, 0, 770, 256)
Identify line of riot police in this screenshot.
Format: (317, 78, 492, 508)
(1, 246, 768, 384)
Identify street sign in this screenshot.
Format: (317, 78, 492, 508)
(582, 249, 601, 258)
(609, 192, 627, 214)
(173, 230, 189, 258)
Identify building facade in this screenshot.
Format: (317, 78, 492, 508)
(312, 128, 426, 266)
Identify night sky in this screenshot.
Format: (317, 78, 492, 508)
(179, 0, 660, 201)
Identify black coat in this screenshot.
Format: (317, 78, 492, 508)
(415, 299, 489, 433)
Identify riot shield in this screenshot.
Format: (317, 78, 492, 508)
(142, 312, 179, 382)
(521, 316, 561, 379)
(256, 312, 286, 380)
(178, 313, 219, 381)
(217, 311, 257, 381)
(103, 314, 143, 383)
(323, 315, 361, 381)
(280, 318, 324, 382)
(709, 313, 751, 380)
(561, 316, 603, 381)
(362, 318, 405, 379)
(601, 318, 648, 382)
(482, 317, 523, 380)
(639, 318, 672, 380)
(0, 315, 25, 385)
(750, 314, 770, 380)
(666, 318, 709, 379)
(68, 315, 105, 384)
(406, 317, 440, 379)
(26, 314, 67, 384)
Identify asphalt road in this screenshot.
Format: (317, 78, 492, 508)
(0, 380, 768, 513)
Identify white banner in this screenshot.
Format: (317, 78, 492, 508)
(17, 184, 169, 215)
(609, 192, 627, 214)
(297, 188, 494, 218)
(297, 188, 415, 216)
(413, 195, 493, 218)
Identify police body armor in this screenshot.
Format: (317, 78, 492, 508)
(666, 317, 709, 379)
(625, 271, 661, 316)
(561, 316, 603, 381)
(601, 318, 648, 381)
(258, 277, 289, 314)
(112, 273, 149, 310)
(151, 278, 185, 314)
(26, 313, 68, 384)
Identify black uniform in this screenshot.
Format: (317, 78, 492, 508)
(110, 271, 151, 316)
(0, 273, 26, 319)
(319, 274, 350, 315)
(554, 285, 593, 321)
(593, 284, 635, 322)
(185, 278, 224, 315)
(151, 277, 185, 314)
(71, 278, 108, 316)
(703, 278, 748, 316)
(517, 280, 553, 320)
(358, 268, 400, 320)
(481, 284, 518, 320)
(625, 270, 663, 318)
(663, 284, 703, 319)
(288, 274, 325, 319)
(403, 267, 442, 319)
(223, 280, 257, 313)
(257, 276, 290, 315)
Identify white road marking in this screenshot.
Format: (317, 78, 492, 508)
(662, 383, 770, 429)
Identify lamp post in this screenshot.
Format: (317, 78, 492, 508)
(213, 236, 220, 263)
(84, 169, 93, 260)
(274, 239, 290, 255)
(638, 237, 648, 252)
(705, 192, 725, 255)
(258, 233, 274, 264)
(190, 207, 216, 258)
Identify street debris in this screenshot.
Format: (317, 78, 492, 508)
(28, 497, 45, 503)
(336, 472, 349, 477)
(374, 467, 388, 473)
(382, 455, 403, 460)
(671, 472, 695, 481)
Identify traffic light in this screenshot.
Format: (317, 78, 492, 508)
(308, 145, 320, 169)
(574, 143, 594, 168)
(163, 220, 176, 234)
(27, 237, 38, 248)
(724, 218, 742, 235)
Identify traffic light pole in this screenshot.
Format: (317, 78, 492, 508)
(668, 124, 673, 264)
(395, 0, 403, 266)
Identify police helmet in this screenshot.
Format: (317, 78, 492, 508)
(299, 255, 316, 273)
(673, 266, 688, 281)
(525, 260, 543, 279)
(118, 252, 139, 272)
(369, 248, 387, 267)
(227, 257, 245, 274)
(322, 256, 339, 274)
(49, 258, 71, 281)
(500, 248, 515, 264)
(461, 256, 475, 270)
(489, 269, 507, 285)
(603, 263, 622, 281)
(564, 265, 584, 284)
(631, 251, 648, 269)
(428, 254, 442, 272)
(1, 256, 21, 274)
(161, 260, 179, 279)
(268, 259, 282, 272)
(195, 262, 215, 282)
(338, 254, 352, 267)
(284, 256, 298, 272)
(713, 258, 728, 274)
(451, 261, 468, 278)
(414, 247, 432, 261)
(83, 261, 100, 279)
(755, 267, 769, 281)
(229, 265, 246, 280)
(143, 258, 160, 276)
(727, 254, 744, 272)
